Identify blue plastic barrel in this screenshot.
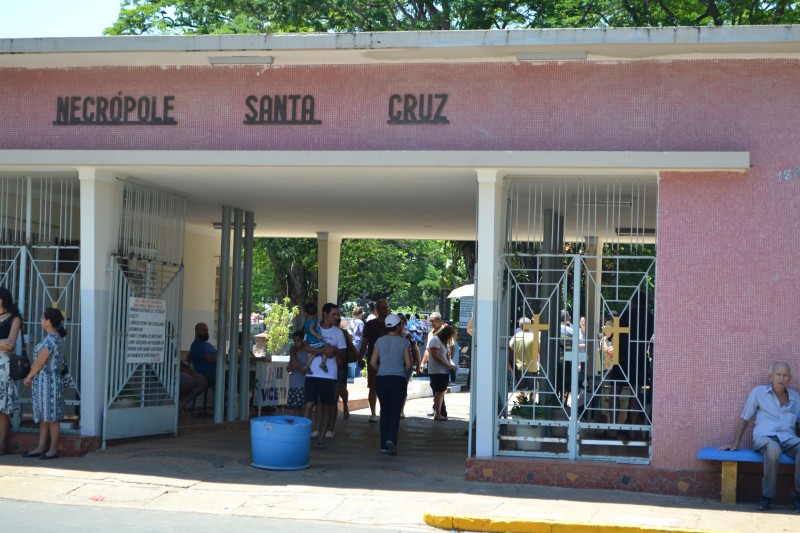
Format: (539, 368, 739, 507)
(251, 415, 311, 470)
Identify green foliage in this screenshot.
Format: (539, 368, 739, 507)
(249, 237, 472, 315)
(106, 0, 800, 35)
(338, 239, 467, 310)
(252, 238, 317, 324)
(509, 391, 547, 419)
(262, 297, 299, 354)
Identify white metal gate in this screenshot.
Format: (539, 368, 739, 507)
(496, 177, 656, 463)
(0, 176, 81, 431)
(102, 181, 185, 441)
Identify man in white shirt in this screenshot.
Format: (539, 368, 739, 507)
(304, 302, 347, 449)
(720, 362, 800, 511)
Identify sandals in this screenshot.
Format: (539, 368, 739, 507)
(318, 361, 328, 373)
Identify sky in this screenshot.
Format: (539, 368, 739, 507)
(0, 0, 122, 38)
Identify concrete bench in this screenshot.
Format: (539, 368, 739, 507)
(697, 446, 795, 503)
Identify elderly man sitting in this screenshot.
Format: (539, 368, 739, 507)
(720, 361, 800, 511)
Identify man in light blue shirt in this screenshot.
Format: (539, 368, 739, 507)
(721, 362, 800, 511)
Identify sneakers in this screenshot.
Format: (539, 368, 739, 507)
(426, 408, 435, 417)
(310, 430, 319, 438)
(755, 496, 772, 511)
(368, 415, 378, 423)
(386, 441, 397, 456)
(324, 430, 334, 438)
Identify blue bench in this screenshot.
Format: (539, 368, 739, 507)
(697, 446, 795, 503)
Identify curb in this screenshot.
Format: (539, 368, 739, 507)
(422, 514, 719, 533)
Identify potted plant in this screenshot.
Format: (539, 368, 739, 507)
(262, 297, 299, 357)
(510, 392, 546, 451)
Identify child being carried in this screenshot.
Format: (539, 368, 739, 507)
(303, 302, 329, 372)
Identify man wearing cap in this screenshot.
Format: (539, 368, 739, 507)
(370, 313, 412, 455)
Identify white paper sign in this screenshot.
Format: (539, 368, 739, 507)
(253, 361, 289, 408)
(126, 297, 167, 364)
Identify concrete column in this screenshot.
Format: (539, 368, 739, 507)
(78, 168, 121, 437)
(584, 237, 604, 376)
(474, 169, 505, 458)
(317, 232, 342, 309)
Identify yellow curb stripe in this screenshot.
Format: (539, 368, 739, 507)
(423, 514, 723, 533)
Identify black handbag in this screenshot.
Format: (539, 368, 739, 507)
(9, 350, 31, 381)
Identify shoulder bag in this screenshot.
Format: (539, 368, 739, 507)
(8, 319, 30, 380)
(9, 349, 31, 381)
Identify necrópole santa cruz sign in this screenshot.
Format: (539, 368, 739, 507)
(53, 95, 176, 125)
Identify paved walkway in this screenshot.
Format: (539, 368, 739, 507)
(0, 391, 797, 532)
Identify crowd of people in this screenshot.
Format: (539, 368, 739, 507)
(275, 299, 461, 455)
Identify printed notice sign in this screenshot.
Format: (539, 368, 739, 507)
(126, 297, 167, 364)
(459, 296, 474, 326)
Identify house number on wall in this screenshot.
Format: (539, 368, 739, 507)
(777, 166, 800, 183)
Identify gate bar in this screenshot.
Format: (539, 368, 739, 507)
(227, 208, 243, 421)
(239, 211, 254, 419)
(215, 206, 231, 424)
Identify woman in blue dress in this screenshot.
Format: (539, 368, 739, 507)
(22, 308, 66, 460)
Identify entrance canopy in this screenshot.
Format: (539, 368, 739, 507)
(0, 150, 748, 240)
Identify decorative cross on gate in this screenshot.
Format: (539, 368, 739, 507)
(521, 313, 550, 366)
(602, 316, 629, 366)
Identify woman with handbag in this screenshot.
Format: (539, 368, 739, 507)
(0, 288, 23, 456)
(22, 308, 67, 460)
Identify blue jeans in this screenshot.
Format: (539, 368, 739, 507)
(375, 375, 407, 450)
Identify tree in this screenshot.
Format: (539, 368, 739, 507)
(249, 237, 472, 316)
(253, 238, 317, 322)
(106, 0, 800, 35)
(338, 239, 454, 310)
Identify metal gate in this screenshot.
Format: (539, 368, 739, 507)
(1, 176, 81, 431)
(496, 177, 656, 463)
(102, 181, 185, 441)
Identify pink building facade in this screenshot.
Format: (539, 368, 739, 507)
(1, 27, 798, 498)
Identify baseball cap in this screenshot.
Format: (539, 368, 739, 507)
(384, 313, 402, 328)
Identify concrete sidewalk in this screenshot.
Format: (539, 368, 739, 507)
(0, 391, 797, 532)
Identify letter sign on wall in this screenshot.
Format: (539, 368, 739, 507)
(388, 93, 449, 125)
(53, 95, 177, 125)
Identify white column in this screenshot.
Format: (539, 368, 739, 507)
(474, 169, 505, 458)
(317, 232, 342, 309)
(78, 168, 120, 437)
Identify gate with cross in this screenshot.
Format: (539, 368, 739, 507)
(495, 177, 656, 463)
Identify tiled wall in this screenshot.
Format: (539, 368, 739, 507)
(3, 59, 799, 472)
(2, 60, 798, 154)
